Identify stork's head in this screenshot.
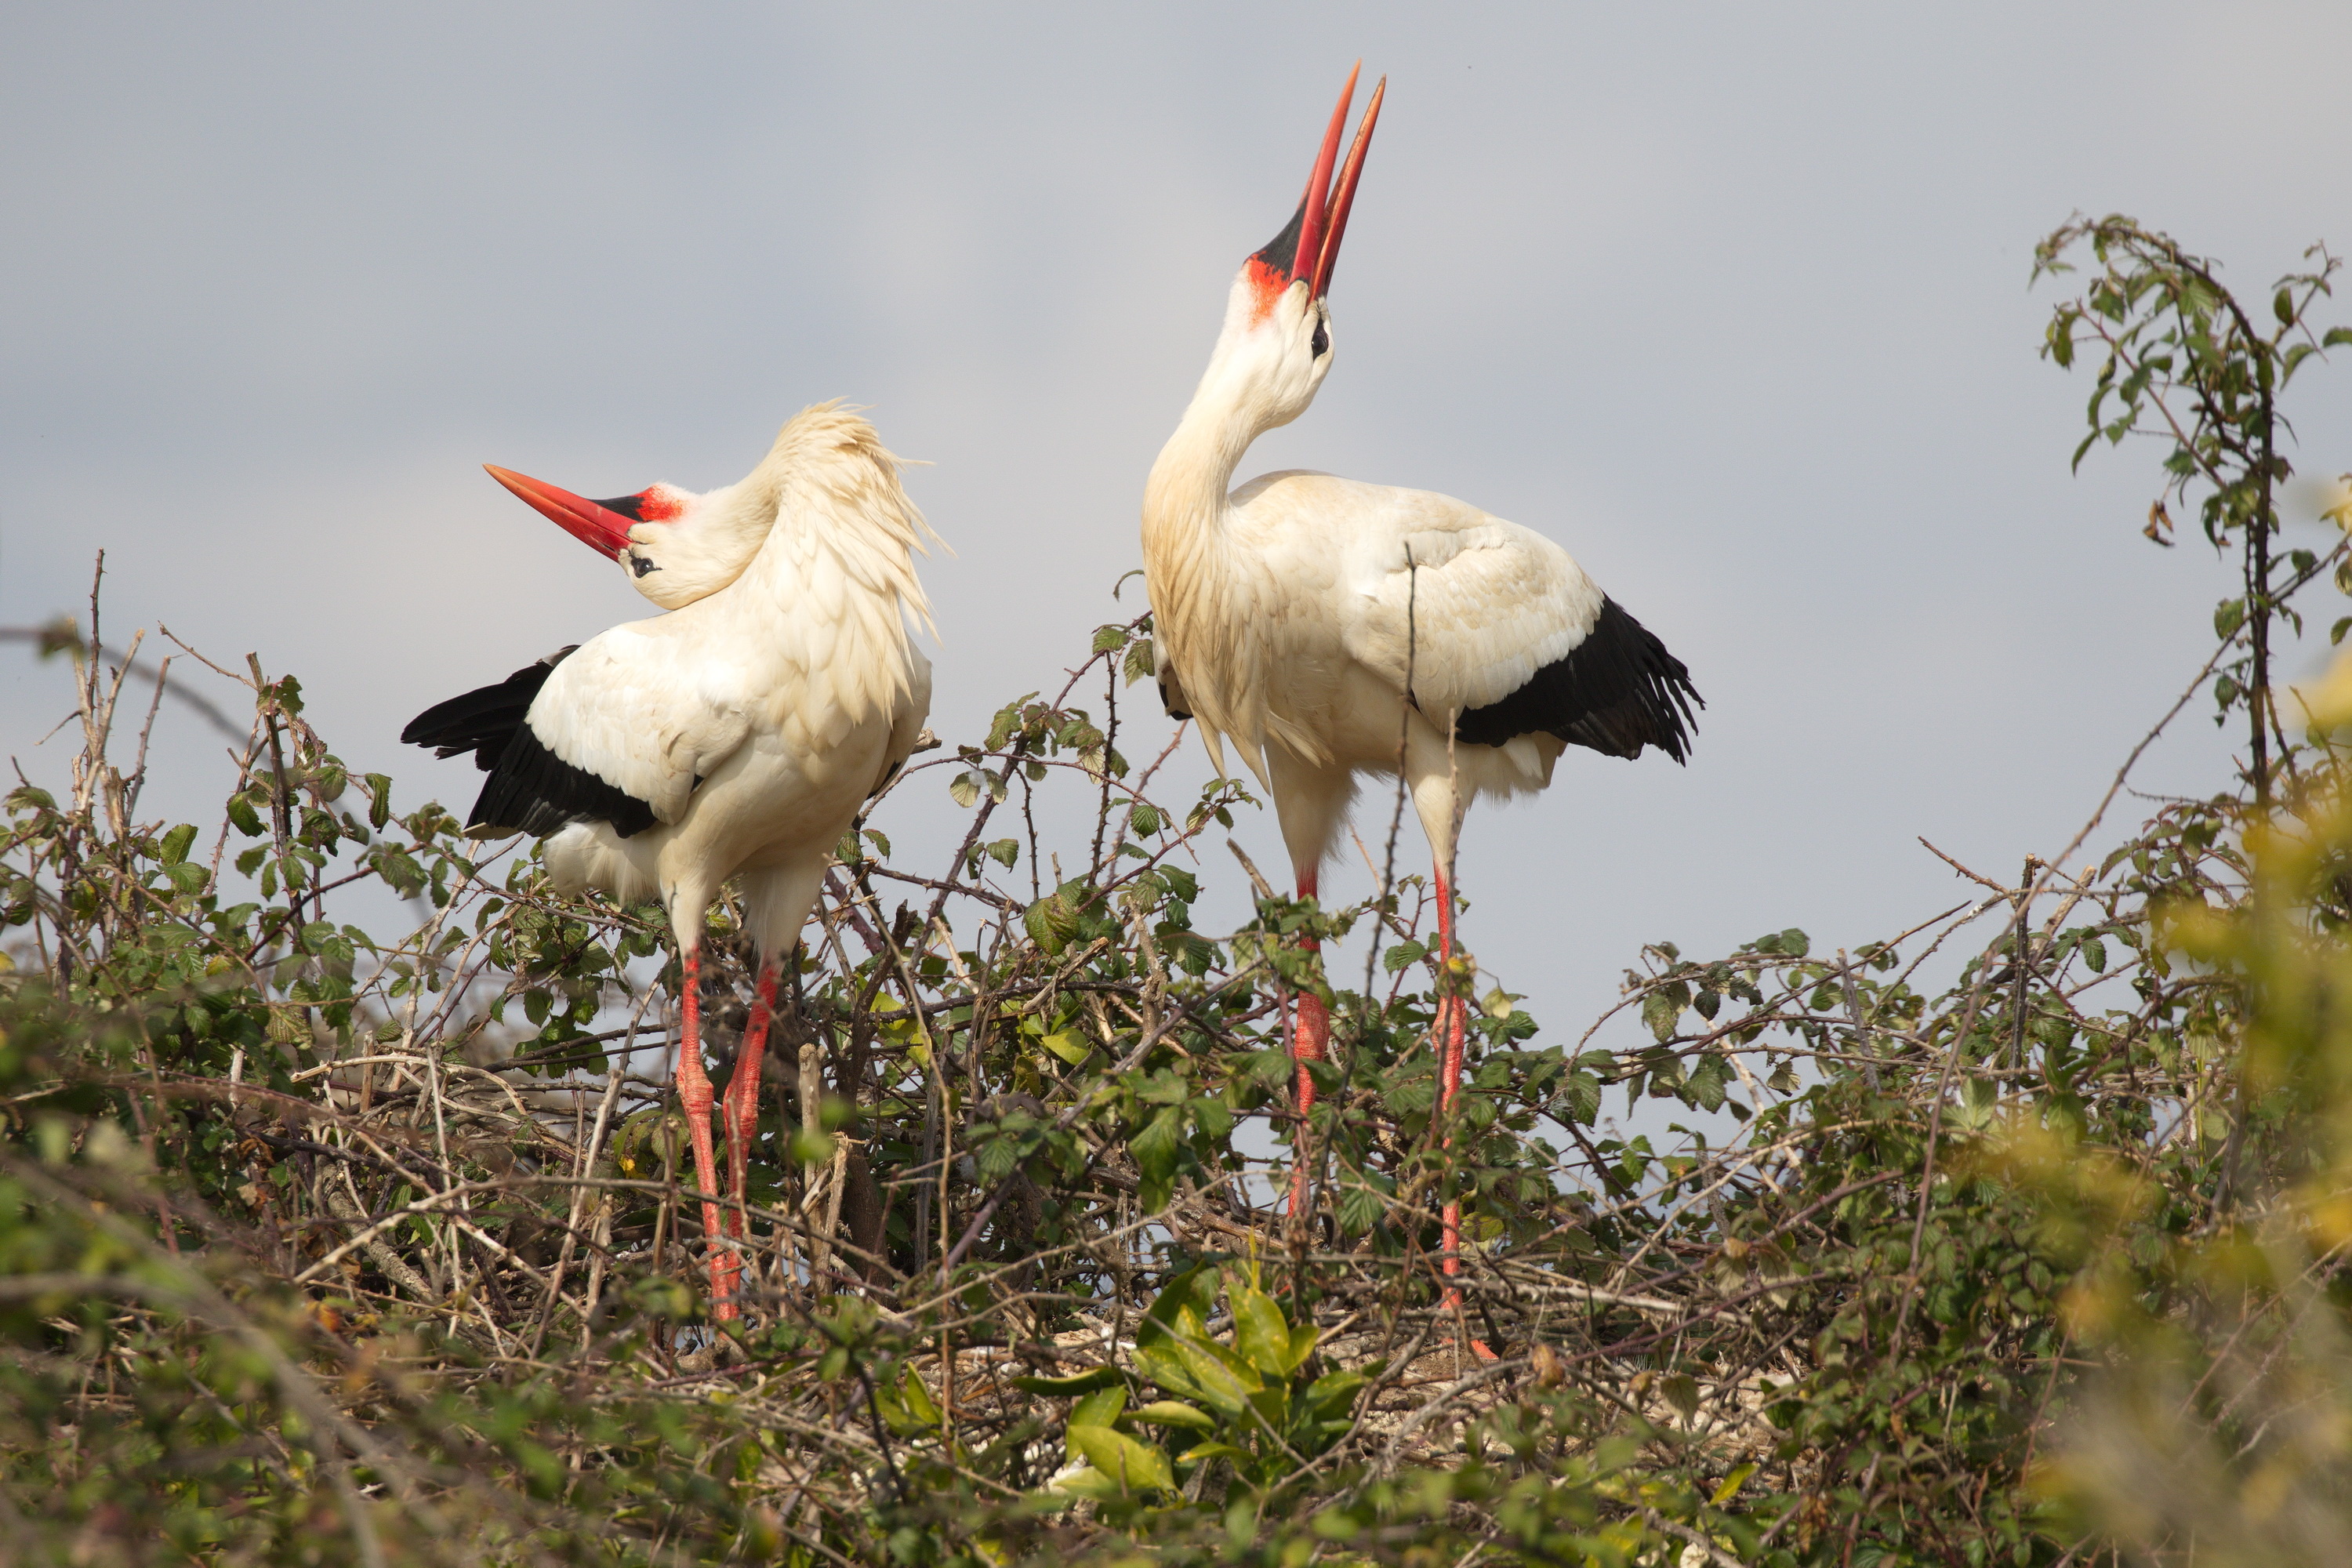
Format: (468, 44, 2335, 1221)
(483, 466, 768, 609)
(1201, 66, 1384, 434)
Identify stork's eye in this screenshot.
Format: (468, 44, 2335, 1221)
(630, 553, 659, 579)
(1311, 320, 1329, 358)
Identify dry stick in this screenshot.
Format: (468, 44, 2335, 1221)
(2009, 858, 2039, 1071)
(528, 1039, 633, 1357)
(122, 652, 172, 822)
(1, 625, 247, 741)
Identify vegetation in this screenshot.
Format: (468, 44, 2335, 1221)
(2, 214, 2348, 1565)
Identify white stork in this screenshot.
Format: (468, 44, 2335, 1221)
(1141, 69, 1700, 1282)
(404, 402, 938, 1319)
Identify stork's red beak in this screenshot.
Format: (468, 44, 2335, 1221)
(484, 465, 638, 561)
(1253, 64, 1385, 299)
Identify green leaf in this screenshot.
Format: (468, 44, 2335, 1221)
(1038, 1030, 1090, 1065)
(227, 794, 264, 837)
(1012, 1367, 1123, 1396)
(1641, 985, 1685, 1044)
(896, 1364, 940, 1426)
(1711, 1461, 1758, 1505)
(1091, 624, 1130, 655)
(1337, 1177, 1387, 1234)
(1135, 1339, 1256, 1420)
(1176, 1440, 1253, 1466)
(1384, 940, 1425, 974)
(1130, 1399, 1217, 1432)
(1301, 1367, 1370, 1419)
(1048, 1467, 1123, 1503)
(1138, 1264, 1219, 1348)
(1069, 1386, 1127, 1434)
(1229, 1284, 1296, 1380)
(1131, 1105, 1185, 1197)
(1066, 1425, 1172, 1493)
(159, 823, 198, 866)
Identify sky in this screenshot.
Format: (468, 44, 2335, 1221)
(5, 2, 2351, 1069)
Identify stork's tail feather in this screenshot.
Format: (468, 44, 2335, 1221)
(400, 647, 578, 769)
(1454, 598, 1701, 762)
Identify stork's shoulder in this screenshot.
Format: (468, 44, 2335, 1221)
(1234, 471, 1572, 572)
(1229, 470, 1479, 532)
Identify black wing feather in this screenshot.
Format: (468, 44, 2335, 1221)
(401, 647, 576, 767)
(401, 646, 658, 840)
(1453, 597, 1701, 761)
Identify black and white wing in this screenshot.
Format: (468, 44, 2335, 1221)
(403, 619, 750, 839)
(1316, 477, 1701, 760)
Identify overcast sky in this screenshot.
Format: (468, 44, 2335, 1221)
(5, 2, 2350, 1055)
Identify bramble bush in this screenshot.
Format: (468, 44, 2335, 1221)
(2, 215, 2349, 1566)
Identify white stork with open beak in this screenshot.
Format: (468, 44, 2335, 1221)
(405, 402, 938, 1319)
(1141, 69, 1700, 1283)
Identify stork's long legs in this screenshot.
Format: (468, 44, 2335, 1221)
(1432, 863, 1466, 1282)
(1431, 864, 1497, 1361)
(1287, 869, 1331, 1214)
(723, 953, 784, 1243)
(672, 946, 740, 1320)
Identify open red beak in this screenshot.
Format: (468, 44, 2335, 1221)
(483, 465, 637, 561)
(1294, 64, 1386, 299)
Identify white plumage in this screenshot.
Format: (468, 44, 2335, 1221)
(1141, 71, 1698, 1279)
(407, 402, 936, 1318)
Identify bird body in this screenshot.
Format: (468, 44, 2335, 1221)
(1142, 69, 1697, 1296)
(406, 402, 935, 1317)
(1146, 464, 1691, 874)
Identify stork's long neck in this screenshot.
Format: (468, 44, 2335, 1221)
(1144, 354, 1276, 601)
(1145, 374, 1265, 523)
(1142, 354, 1282, 755)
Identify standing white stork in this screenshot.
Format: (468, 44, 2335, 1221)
(404, 402, 938, 1319)
(1141, 69, 1700, 1283)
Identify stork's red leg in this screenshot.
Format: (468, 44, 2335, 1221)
(1287, 869, 1330, 1215)
(1432, 863, 1496, 1359)
(673, 946, 739, 1320)
(1434, 863, 1465, 1278)
(724, 953, 784, 1247)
